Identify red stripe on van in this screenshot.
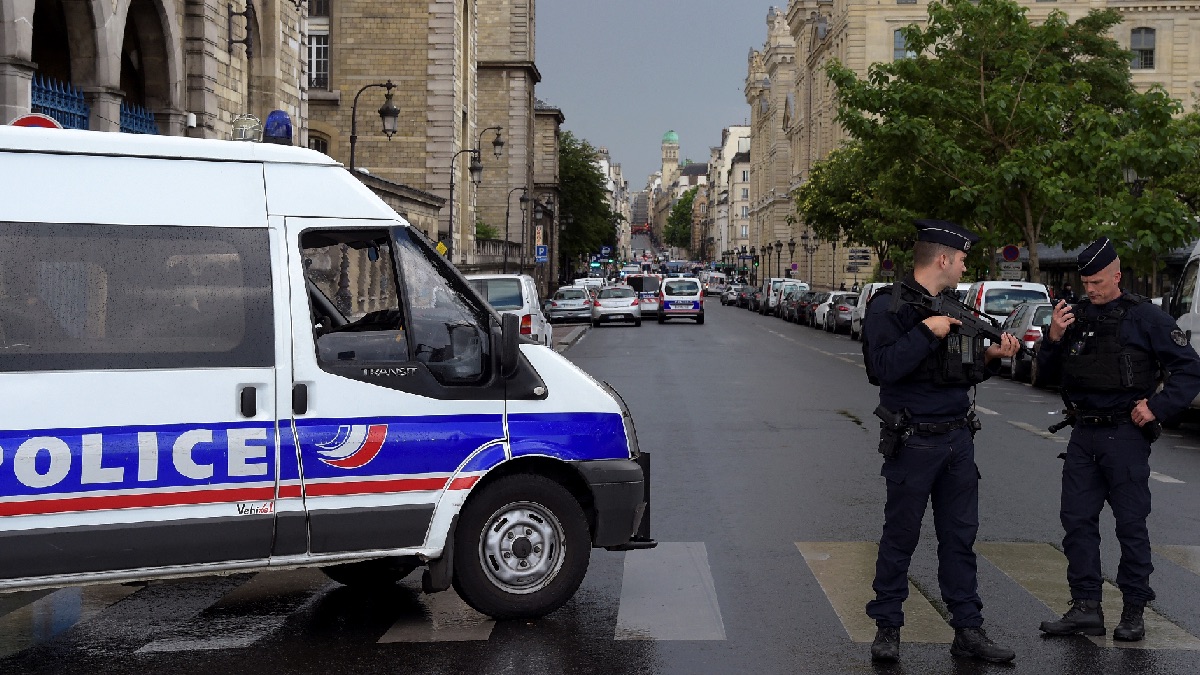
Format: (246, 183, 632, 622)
(448, 476, 480, 490)
(0, 486, 277, 517)
(304, 477, 449, 497)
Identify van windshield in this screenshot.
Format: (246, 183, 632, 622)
(627, 276, 660, 293)
(984, 289, 1050, 317)
(468, 278, 523, 311)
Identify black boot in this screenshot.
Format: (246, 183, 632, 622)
(1113, 602, 1146, 642)
(870, 626, 900, 662)
(950, 627, 1016, 663)
(1040, 599, 1105, 636)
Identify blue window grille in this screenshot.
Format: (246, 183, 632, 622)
(120, 102, 160, 134)
(30, 74, 90, 130)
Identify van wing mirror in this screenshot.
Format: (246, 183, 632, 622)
(500, 312, 520, 378)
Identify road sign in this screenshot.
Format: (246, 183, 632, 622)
(881, 269, 895, 278)
(1000, 269, 1025, 281)
(850, 247, 871, 255)
(791, 263, 798, 271)
(601, 246, 612, 256)
(1002, 245, 1020, 262)
(999, 261, 1022, 271)
(846, 264, 864, 273)
(881, 259, 894, 271)
(10, 113, 62, 129)
(435, 241, 447, 256)
(848, 254, 871, 262)
(535, 245, 548, 263)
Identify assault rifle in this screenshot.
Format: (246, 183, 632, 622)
(893, 281, 1034, 359)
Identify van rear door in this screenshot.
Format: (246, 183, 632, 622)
(284, 219, 505, 555)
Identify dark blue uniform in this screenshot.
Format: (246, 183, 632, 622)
(864, 278, 1001, 629)
(1036, 293, 1200, 604)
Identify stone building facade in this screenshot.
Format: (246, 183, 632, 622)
(748, 0, 1200, 290)
(533, 98, 563, 286)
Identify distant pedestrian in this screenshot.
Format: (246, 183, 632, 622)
(839, 282, 847, 291)
(1060, 283, 1077, 303)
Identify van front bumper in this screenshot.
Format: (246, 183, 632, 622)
(574, 453, 656, 551)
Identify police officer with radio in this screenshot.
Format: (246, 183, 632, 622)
(1036, 237, 1200, 641)
(864, 219, 1020, 664)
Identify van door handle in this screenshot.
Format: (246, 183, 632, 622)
(292, 384, 308, 415)
(240, 386, 257, 418)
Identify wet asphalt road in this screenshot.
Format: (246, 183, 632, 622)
(4, 301, 1200, 673)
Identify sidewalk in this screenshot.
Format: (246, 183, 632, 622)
(552, 323, 589, 354)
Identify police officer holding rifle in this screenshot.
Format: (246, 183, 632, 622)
(1036, 237, 1200, 641)
(863, 219, 1021, 664)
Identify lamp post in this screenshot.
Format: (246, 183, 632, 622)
(765, 246, 773, 281)
(503, 186, 529, 274)
(348, 80, 400, 172)
(774, 239, 784, 278)
(1123, 166, 1147, 198)
(750, 246, 758, 286)
(446, 126, 504, 264)
(787, 237, 796, 277)
(800, 230, 820, 284)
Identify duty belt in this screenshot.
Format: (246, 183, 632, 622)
(911, 418, 971, 435)
(1075, 410, 1132, 426)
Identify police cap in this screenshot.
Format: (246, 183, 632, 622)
(913, 219, 980, 254)
(1078, 237, 1118, 276)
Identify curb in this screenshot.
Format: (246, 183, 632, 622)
(553, 324, 590, 354)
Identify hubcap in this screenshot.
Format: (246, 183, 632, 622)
(479, 501, 564, 594)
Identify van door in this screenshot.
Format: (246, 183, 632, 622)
(284, 219, 505, 555)
(0, 222, 278, 580)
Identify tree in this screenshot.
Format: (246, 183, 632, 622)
(475, 219, 500, 240)
(664, 187, 697, 250)
(826, 0, 1195, 280)
(558, 131, 616, 267)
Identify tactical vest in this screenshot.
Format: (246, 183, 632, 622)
(1060, 296, 1159, 393)
(863, 283, 989, 387)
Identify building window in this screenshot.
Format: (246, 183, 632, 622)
(896, 0, 916, 4)
(742, 170, 749, 182)
(741, 225, 749, 237)
(309, 0, 330, 16)
(1131, 28, 1155, 70)
(741, 188, 749, 199)
(308, 135, 329, 155)
(741, 206, 749, 218)
(893, 30, 915, 60)
(308, 34, 330, 89)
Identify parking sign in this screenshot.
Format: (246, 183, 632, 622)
(535, 245, 548, 263)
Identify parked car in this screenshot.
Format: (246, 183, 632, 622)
(547, 286, 593, 323)
(758, 277, 789, 315)
(466, 273, 552, 347)
(849, 282, 891, 340)
(737, 286, 755, 308)
(999, 300, 1053, 380)
(774, 281, 809, 317)
(792, 290, 820, 325)
(822, 292, 859, 333)
(780, 289, 807, 322)
(963, 280, 1051, 325)
(590, 285, 642, 327)
(804, 292, 831, 327)
(748, 289, 764, 312)
(721, 283, 744, 305)
(658, 277, 704, 323)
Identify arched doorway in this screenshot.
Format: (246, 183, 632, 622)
(27, 0, 97, 128)
(120, 0, 172, 133)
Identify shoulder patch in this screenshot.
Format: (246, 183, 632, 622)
(1172, 329, 1188, 347)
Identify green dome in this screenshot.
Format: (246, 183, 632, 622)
(662, 130, 679, 144)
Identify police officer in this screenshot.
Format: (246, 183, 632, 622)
(1036, 237, 1200, 641)
(864, 219, 1020, 664)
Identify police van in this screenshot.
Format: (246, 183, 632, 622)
(0, 126, 653, 620)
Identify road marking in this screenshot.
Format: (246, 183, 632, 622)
(977, 542, 1200, 650)
(1150, 471, 1185, 484)
(974, 406, 999, 416)
(377, 585, 494, 643)
(795, 541, 954, 644)
(0, 584, 142, 659)
(615, 541, 726, 640)
(136, 568, 331, 653)
(1158, 546, 1200, 576)
(1009, 420, 1068, 443)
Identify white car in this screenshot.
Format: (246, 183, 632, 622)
(466, 273, 552, 347)
(963, 280, 1051, 325)
(774, 280, 809, 317)
(591, 286, 642, 327)
(849, 282, 890, 341)
(547, 286, 593, 323)
(658, 277, 704, 324)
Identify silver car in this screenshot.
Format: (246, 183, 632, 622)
(548, 286, 592, 323)
(591, 285, 642, 327)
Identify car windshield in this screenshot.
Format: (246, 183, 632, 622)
(599, 287, 636, 299)
(1033, 305, 1053, 328)
(771, 281, 782, 293)
(627, 276, 661, 293)
(836, 295, 858, 306)
(984, 289, 1049, 316)
(556, 289, 586, 300)
(467, 278, 523, 311)
(665, 280, 699, 295)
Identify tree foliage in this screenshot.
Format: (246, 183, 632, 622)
(824, 0, 1199, 281)
(475, 219, 500, 240)
(664, 187, 697, 250)
(558, 131, 616, 265)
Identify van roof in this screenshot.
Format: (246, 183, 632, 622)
(0, 126, 339, 166)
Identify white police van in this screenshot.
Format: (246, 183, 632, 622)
(0, 126, 652, 620)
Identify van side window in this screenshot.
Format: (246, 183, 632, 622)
(300, 230, 410, 366)
(1173, 260, 1199, 319)
(393, 228, 491, 385)
(0, 222, 272, 371)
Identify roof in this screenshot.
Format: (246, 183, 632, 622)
(662, 130, 679, 144)
(0, 125, 339, 165)
(731, 151, 750, 164)
(680, 162, 709, 176)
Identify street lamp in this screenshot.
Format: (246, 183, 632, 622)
(348, 80, 400, 172)
(1123, 166, 1147, 198)
(504, 186, 529, 274)
(446, 126, 505, 263)
(750, 245, 758, 286)
(787, 237, 797, 276)
(774, 239, 784, 277)
(800, 230, 820, 283)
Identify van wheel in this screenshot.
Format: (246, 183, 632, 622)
(321, 556, 421, 587)
(657, 312, 665, 324)
(696, 313, 705, 324)
(452, 474, 590, 620)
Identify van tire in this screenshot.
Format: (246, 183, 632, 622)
(452, 474, 590, 620)
(657, 312, 665, 324)
(321, 556, 421, 587)
(696, 313, 705, 324)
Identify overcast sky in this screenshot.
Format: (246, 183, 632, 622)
(535, 1, 772, 191)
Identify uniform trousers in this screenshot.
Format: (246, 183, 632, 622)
(1061, 422, 1155, 603)
(867, 426, 983, 628)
